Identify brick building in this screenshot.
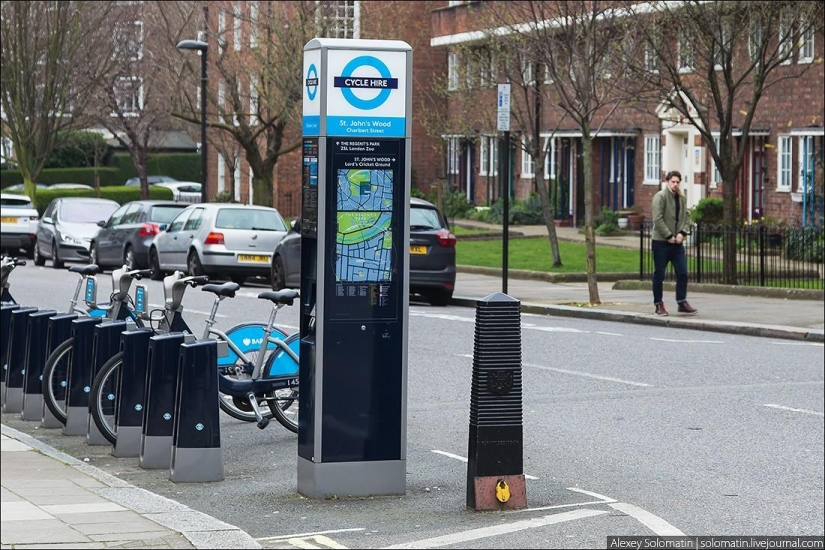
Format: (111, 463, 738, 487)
(430, 1, 824, 226)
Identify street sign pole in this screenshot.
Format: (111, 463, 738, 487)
(497, 84, 511, 294)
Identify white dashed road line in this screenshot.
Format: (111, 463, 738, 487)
(255, 529, 365, 542)
(608, 502, 686, 536)
(431, 450, 539, 480)
(382, 509, 608, 549)
(763, 404, 825, 417)
(565, 487, 617, 502)
(649, 338, 724, 344)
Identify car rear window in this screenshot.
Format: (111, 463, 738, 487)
(215, 208, 287, 231)
(61, 202, 118, 223)
(409, 206, 445, 230)
(149, 205, 188, 223)
(0, 197, 32, 208)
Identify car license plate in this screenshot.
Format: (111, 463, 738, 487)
(1, 217, 18, 224)
(237, 254, 270, 264)
(410, 245, 427, 255)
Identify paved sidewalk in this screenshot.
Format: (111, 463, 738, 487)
(450, 220, 824, 342)
(0, 428, 260, 550)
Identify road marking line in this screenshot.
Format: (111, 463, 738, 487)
(565, 487, 617, 502)
(527, 326, 586, 333)
(596, 332, 623, 336)
(256, 528, 365, 542)
(431, 450, 538, 480)
(149, 303, 227, 318)
(455, 354, 653, 388)
(288, 539, 321, 549)
(649, 338, 724, 344)
(507, 499, 616, 514)
(763, 404, 824, 417)
(608, 502, 685, 536)
(383, 509, 607, 549)
(524, 362, 654, 388)
(771, 342, 825, 347)
(312, 535, 349, 549)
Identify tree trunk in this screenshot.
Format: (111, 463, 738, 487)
(135, 164, 149, 201)
(252, 176, 272, 207)
(23, 178, 37, 203)
(722, 168, 738, 285)
(581, 132, 601, 305)
(534, 171, 563, 267)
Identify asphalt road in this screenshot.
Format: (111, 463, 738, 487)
(3, 263, 824, 549)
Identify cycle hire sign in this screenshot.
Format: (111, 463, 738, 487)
(303, 48, 321, 136)
(326, 49, 407, 138)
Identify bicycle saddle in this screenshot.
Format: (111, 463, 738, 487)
(257, 289, 299, 305)
(201, 282, 240, 298)
(69, 264, 100, 276)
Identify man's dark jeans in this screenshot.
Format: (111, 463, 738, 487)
(652, 239, 688, 305)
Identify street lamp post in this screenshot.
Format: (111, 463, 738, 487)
(176, 39, 209, 203)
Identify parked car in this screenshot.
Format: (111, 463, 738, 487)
(0, 193, 40, 258)
(89, 200, 189, 270)
(33, 197, 120, 268)
(270, 197, 457, 305)
(124, 175, 178, 186)
(3, 183, 48, 191)
(149, 203, 289, 284)
(154, 181, 202, 204)
(46, 183, 94, 190)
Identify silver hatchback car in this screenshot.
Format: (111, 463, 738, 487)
(149, 203, 289, 284)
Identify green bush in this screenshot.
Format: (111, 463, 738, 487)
(7, 186, 173, 215)
(111, 152, 201, 183)
(211, 190, 234, 203)
(481, 194, 545, 225)
(690, 197, 725, 225)
(45, 131, 111, 168)
(783, 226, 824, 263)
(1, 167, 121, 188)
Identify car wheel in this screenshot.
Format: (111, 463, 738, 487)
(427, 289, 453, 307)
(149, 248, 164, 281)
(123, 245, 135, 270)
(230, 275, 247, 286)
(51, 240, 64, 269)
(271, 255, 285, 291)
(33, 241, 45, 266)
(89, 243, 99, 267)
(187, 250, 205, 277)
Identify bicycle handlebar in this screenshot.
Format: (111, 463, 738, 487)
(134, 269, 153, 280)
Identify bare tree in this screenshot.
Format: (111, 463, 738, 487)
(491, 1, 649, 304)
(0, 0, 114, 200)
(170, 1, 318, 208)
(212, 131, 242, 202)
(630, 0, 825, 284)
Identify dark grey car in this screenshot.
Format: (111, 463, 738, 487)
(33, 198, 119, 269)
(270, 197, 457, 305)
(89, 201, 188, 270)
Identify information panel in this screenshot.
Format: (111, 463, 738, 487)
(301, 138, 319, 238)
(328, 138, 401, 321)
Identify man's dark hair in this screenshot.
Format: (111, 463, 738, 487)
(665, 170, 682, 181)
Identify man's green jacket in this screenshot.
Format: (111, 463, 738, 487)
(652, 188, 692, 242)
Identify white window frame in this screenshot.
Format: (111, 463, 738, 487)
(249, 76, 258, 125)
(447, 52, 459, 91)
(643, 135, 661, 184)
(317, 1, 360, 39)
(234, 154, 241, 201)
(749, 17, 763, 61)
(233, 2, 242, 52)
(448, 1, 464, 6)
(799, 20, 815, 63)
(777, 135, 792, 191)
(217, 154, 226, 193)
(521, 137, 535, 178)
(644, 41, 659, 74)
(779, 11, 793, 65)
(218, 80, 226, 122)
(479, 138, 489, 176)
(233, 80, 242, 127)
(249, 1, 259, 48)
(218, 9, 227, 52)
(798, 135, 815, 193)
(248, 167, 254, 205)
(446, 137, 460, 175)
(713, 23, 731, 71)
(710, 136, 722, 189)
(112, 76, 143, 116)
(521, 57, 533, 84)
(543, 137, 557, 181)
(678, 34, 694, 73)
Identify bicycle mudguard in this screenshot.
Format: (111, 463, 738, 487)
(220, 322, 289, 367)
(264, 333, 300, 378)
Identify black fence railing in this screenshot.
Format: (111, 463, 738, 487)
(639, 223, 824, 290)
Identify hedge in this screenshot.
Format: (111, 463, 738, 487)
(111, 152, 201, 183)
(0, 167, 121, 188)
(5, 186, 174, 215)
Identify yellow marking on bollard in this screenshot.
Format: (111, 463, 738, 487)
(496, 479, 510, 503)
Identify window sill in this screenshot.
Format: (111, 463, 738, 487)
(775, 187, 791, 193)
(643, 179, 661, 186)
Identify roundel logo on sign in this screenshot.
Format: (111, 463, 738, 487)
(306, 63, 319, 101)
(334, 55, 398, 111)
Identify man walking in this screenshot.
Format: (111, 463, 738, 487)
(651, 170, 697, 316)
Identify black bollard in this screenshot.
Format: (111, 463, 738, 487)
(112, 328, 153, 458)
(140, 332, 186, 469)
(466, 293, 526, 511)
(3, 307, 38, 413)
(170, 340, 223, 483)
(63, 317, 103, 435)
(41, 313, 79, 428)
(86, 321, 129, 445)
(21, 310, 57, 420)
(1, 304, 21, 408)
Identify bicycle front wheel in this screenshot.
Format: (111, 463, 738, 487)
(90, 352, 123, 445)
(264, 333, 300, 434)
(41, 338, 74, 426)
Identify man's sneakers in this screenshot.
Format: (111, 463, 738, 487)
(654, 303, 669, 316)
(678, 301, 698, 315)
